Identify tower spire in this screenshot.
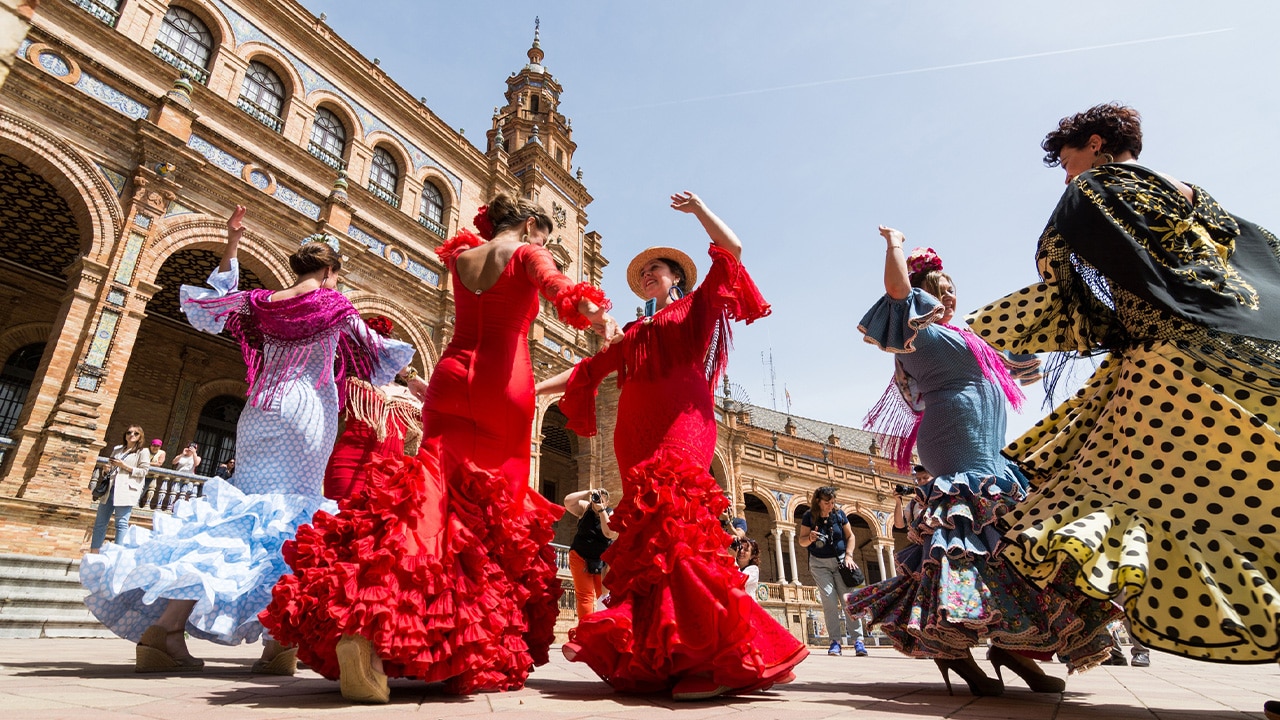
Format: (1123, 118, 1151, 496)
(527, 16, 545, 68)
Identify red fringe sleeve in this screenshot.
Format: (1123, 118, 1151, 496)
(558, 343, 622, 437)
(435, 229, 485, 264)
(522, 245, 612, 330)
(702, 244, 771, 324)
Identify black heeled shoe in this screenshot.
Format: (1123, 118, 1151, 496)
(934, 656, 1004, 697)
(1263, 699, 1279, 720)
(988, 646, 1066, 693)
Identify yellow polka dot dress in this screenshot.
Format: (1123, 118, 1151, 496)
(969, 163, 1280, 664)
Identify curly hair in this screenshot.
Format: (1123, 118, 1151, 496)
(1041, 103, 1143, 167)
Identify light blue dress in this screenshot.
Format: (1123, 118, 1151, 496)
(80, 260, 414, 645)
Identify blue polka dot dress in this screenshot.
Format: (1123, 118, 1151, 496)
(80, 261, 413, 645)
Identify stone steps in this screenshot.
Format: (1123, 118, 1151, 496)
(0, 553, 112, 639)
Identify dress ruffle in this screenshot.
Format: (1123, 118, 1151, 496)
(80, 478, 334, 645)
(845, 463, 1121, 667)
(857, 288, 947, 354)
(435, 229, 485, 263)
(705, 244, 771, 325)
(553, 283, 611, 331)
(261, 447, 563, 693)
(564, 448, 807, 693)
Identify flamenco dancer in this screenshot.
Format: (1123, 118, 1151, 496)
(846, 234, 1120, 696)
(966, 103, 1280, 714)
(80, 206, 414, 673)
(262, 193, 619, 703)
(323, 315, 427, 501)
(536, 191, 807, 700)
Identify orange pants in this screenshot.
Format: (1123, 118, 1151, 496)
(569, 549, 605, 619)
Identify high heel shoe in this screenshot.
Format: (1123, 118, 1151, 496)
(336, 634, 390, 704)
(988, 646, 1066, 693)
(934, 656, 1004, 697)
(136, 625, 204, 673)
(251, 639, 297, 676)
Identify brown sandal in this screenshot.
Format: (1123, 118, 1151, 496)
(136, 625, 204, 673)
(251, 639, 298, 676)
(336, 634, 389, 704)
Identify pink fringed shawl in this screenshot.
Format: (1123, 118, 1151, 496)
(187, 288, 375, 410)
(865, 322, 1025, 473)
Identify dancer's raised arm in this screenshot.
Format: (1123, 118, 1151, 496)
(879, 225, 911, 300)
(670, 191, 741, 261)
(219, 205, 246, 273)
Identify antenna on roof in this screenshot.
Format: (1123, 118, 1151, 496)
(761, 349, 777, 411)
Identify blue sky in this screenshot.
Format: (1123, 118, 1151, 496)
(300, 0, 1280, 439)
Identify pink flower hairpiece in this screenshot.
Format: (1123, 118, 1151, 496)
(473, 205, 494, 240)
(906, 247, 943, 275)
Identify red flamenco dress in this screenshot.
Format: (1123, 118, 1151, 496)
(262, 230, 608, 693)
(323, 377, 424, 501)
(559, 244, 808, 694)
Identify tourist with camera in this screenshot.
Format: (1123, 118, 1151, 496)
(798, 486, 867, 657)
(564, 488, 617, 620)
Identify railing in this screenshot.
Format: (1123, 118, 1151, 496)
(0, 435, 13, 469)
(758, 581, 821, 605)
(70, 0, 120, 27)
(150, 42, 210, 85)
(237, 96, 284, 133)
(308, 141, 344, 170)
(551, 542, 571, 578)
(417, 214, 447, 238)
(91, 456, 211, 511)
(367, 182, 401, 209)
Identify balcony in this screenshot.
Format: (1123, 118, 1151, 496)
(367, 181, 400, 209)
(236, 96, 283, 133)
(91, 456, 211, 512)
(417, 214, 447, 238)
(307, 141, 344, 170)
(71, 0, 119, 27)
(150, 42, 210, 85)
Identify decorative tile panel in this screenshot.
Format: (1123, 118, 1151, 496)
(76, 374, 100, 391)
(387, 248, 404, 265)
(84, 308, 120, 368)
(112, 232, 145, 285)
(132, 214, 152, 228)
(772, 490, 794, 520)
(249, 170, 271, 190)
(37, 52, 70, 77)
(541, 337, 562, 352)
(165, 201, 195, 216)
(406, 260, 440, 286)
(95, 163, 126, 196)
(272, 184, 321, 220)
(74, 72, 149, 120)
(106, 288, 126, 306)
(188, 134, 246, 176)
(346, 225, 385, 254)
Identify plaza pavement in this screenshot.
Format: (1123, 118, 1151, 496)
(0, 638, 1274, 719)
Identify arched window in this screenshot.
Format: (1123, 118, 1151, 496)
(368, 147, 400, 208)
(417, 182, 446, 236)
(192, 395, 243, 476)
(238, 60, 285, 132)
(308, 107, 346, 169)
(153, 7, 214, 84)
(0, 343, 44, 437)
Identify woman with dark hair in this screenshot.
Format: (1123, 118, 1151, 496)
(263, 192, 619, 702)
(845, 230, 1119, 696)
(80, 206, 414, 675)
(536, 191, 806, 700)
(734, 538, 761, 600)
(88, 425, 150, 551)
(969, 103, 1280, 672)
(798, 485, 867, 657)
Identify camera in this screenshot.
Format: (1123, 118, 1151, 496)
(729, 537, 744, 552)
(589, 490, 602, 504)
(811, 530, 831, 548)
(894, 484, 916, 496)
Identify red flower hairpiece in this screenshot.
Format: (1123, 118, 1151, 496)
(906, 247, 943, 275)
(364, 315, 394, 338)
(473, 205, 494, 240)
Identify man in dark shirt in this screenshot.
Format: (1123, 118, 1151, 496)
(564, 488, 617, 619)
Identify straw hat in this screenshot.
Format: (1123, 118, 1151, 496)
(626, 246, 698, 300)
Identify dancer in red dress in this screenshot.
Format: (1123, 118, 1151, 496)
(262, 194, 619, 703)
(537, 192, 808, 700)
(323, 317, 426, 501)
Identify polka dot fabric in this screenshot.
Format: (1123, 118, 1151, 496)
(970, 245, 1280, 664)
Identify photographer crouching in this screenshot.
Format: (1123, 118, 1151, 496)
(799, 486, 868, 656)
(564, 488, 617, 619)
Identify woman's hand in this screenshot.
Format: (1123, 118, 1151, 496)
(405, 376, 430, 401)
(579, 300, 620, 346)
(669, 191, 705, 215)
(879, 225, 905, 249)
(227, 205, 247, 235)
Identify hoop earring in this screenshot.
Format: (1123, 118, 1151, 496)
(521, 232, 529, 243)
(1092, 151, 1115, 168)
(668, 285, 685, 302)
